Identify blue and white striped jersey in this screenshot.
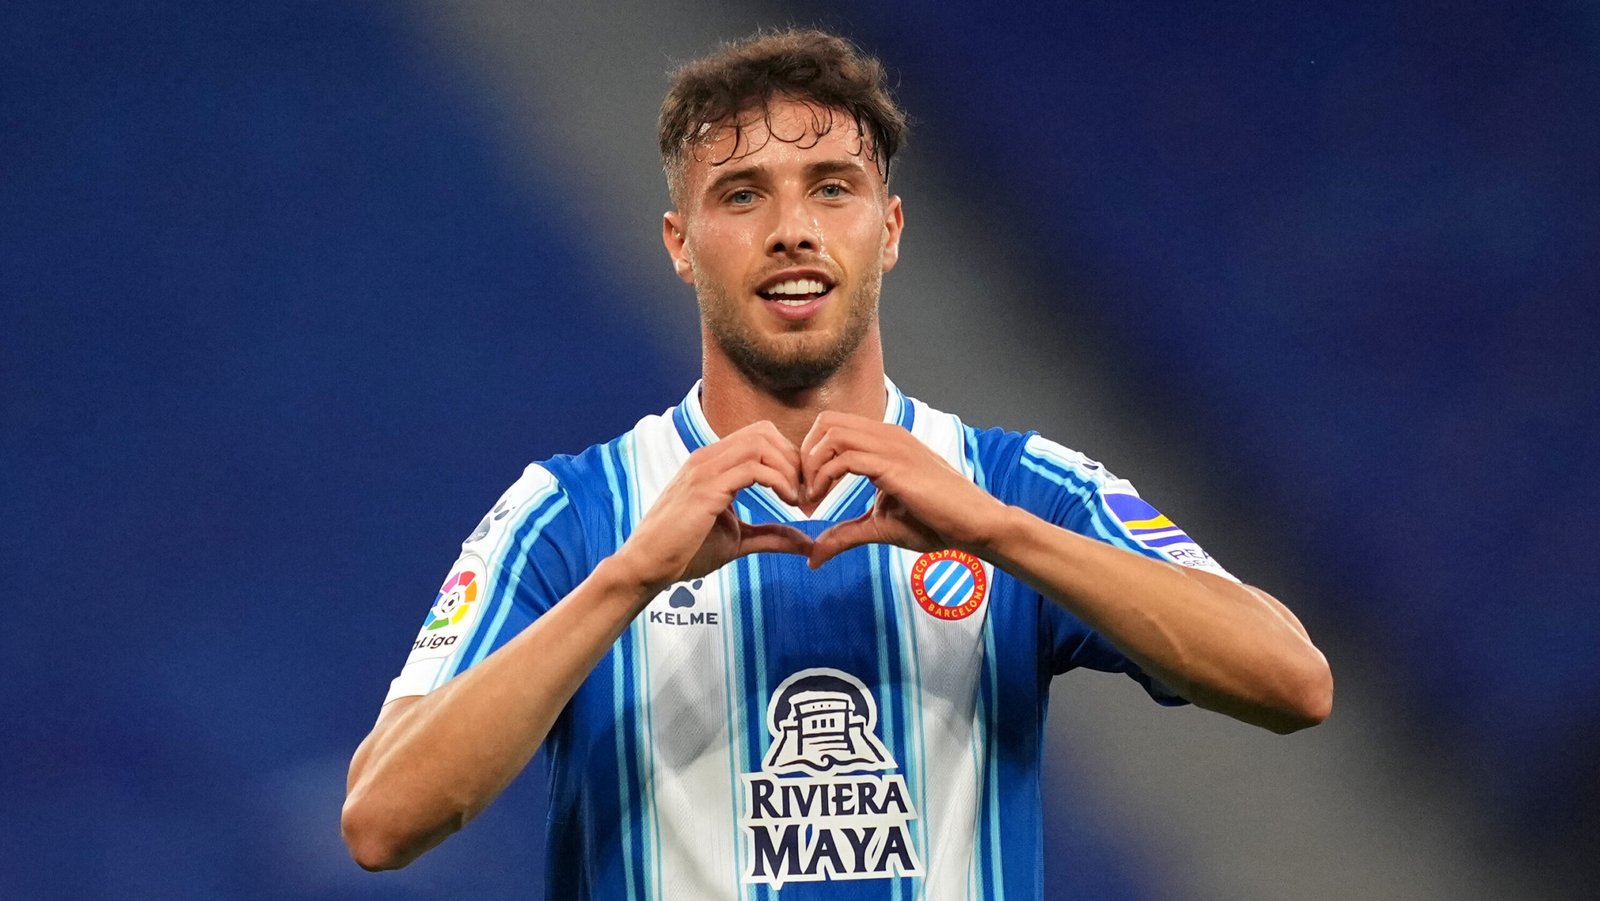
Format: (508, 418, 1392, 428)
(385, 379, 1234, 900)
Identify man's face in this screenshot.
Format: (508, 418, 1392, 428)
(663, 100, 904, 393)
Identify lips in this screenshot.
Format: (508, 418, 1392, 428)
(756, 270, 836, 320)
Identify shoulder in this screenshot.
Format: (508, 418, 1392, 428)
(538, 404, 687, 502)
(899, 393, 1060, 494)
(898, 391, 1120, 507)
(1014, 434, 1124, 493)
(516, 402, 691, 552)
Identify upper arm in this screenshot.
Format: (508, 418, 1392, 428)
(346, 695, 421, 792)
(381, 463, 589, 706)
(1012, 434, 1234, 699)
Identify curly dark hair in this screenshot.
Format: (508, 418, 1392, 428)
(658, 28, 908, 205)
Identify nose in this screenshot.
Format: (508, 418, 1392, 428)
(766, 195, 820, 257)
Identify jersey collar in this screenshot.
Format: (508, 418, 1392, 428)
(671, 377, 917, 523)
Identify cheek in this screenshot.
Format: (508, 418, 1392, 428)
(689, 223, 748, 272)
(835, 216, 890, 262)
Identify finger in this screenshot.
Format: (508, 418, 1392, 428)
(799, 413, 862, 499)
(751, 449, 803, 506)
(757, 430, 804, 490)
(737, 522, 815, 558)
(800, 425, 867, 503)
(799, 411, 835, 461)
(705, 435, 801, 506)
(739, 420, 803, 463)
(813, 450, 886, 497)
(723, 459, 811, 509)
(727, 424, 803, 504)
(798, 418, 832, 502)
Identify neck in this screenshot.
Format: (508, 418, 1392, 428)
(699, 326, 887, 449)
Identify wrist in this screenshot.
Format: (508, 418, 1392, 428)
(593, 551, 669, 610)
(958, 499, 1026, 562)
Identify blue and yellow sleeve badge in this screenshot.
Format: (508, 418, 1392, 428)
(1104, 493, 1235, 579)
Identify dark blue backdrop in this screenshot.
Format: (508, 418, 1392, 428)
(5, 2, 1595, 897)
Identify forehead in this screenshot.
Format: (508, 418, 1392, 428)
(682, 99, 883, 194)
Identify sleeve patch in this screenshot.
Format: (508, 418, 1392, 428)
(1104, 492, 1235, 580)
(403, 553, 488, 666)
(462, 463, 560, 553)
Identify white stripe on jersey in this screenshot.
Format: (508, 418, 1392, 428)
(896, 399, 993, 898)
(619, 411, 743, 898)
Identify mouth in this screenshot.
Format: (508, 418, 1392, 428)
(755, 273, 836, 321)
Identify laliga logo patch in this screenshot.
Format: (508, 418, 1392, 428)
(741, 668, 923, 887)
(409, 555, 486, 659)
(426, 565, 481, 630)
(910, 549, 987, 621)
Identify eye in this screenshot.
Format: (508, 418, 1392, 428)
(817, 182, 848, 199)
(727, 189, 757, 205)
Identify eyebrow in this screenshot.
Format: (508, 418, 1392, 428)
(702, 157, 872, 199)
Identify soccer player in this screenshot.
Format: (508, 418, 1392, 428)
(342, 28, 1332, 899)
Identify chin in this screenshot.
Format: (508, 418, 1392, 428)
(729, 340, 851, 393)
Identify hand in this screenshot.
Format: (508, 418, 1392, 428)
(612, 421, 813, 596)
(800, 412, 1010, 567)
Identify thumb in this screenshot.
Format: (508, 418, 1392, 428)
(737, 522, 815, 559)
(809, 514, 883, 568)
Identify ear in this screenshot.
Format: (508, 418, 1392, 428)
(880, 195, 904, 273)
(662, 212, 694, 284)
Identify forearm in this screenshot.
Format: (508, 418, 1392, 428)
(975, 505, 1332, 733)
(341, 555, 653, 869)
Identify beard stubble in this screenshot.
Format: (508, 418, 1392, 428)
(697, 270, 881, 394)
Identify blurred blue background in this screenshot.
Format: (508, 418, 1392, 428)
(4, 2, 1595, 899)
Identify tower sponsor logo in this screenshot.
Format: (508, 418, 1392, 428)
(407, 555, 485, 660)
(909, 549, 988, 620)
(741, 668, 923, 888)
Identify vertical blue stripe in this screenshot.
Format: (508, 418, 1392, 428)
(884, 549, 930, 896)
(965, 424, 1006, 899)
(728, 514, 773, 901)
(624, 435, 664, 901)
(1017, 453, 1147, 556)
(739, 506, 776, 901)
(462, 490, 568, 668)
(436, 484, 562, 684)
(981, 616, 1007, 901)
(715, 561, 752, 898)
(600, 444, 644, 901)
(963, 427, 988, 493)
(867, 544, 905, 899)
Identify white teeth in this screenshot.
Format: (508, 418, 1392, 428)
(764, 278, 827, 296)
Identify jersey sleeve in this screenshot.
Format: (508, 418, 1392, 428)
(382, 462, 589, 704)
(1012, 433, 1238, 705)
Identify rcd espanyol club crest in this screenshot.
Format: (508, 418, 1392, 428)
(909, 549, 988, 620)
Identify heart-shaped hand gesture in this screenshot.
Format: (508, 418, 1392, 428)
(801, 412, 1009, 568)
(612, 421, 814, 595)
(612, 413, 1010, 599)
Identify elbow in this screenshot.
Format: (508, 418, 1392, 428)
(1269, 652, 1334, 735)
(341, 792, 423, 872)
